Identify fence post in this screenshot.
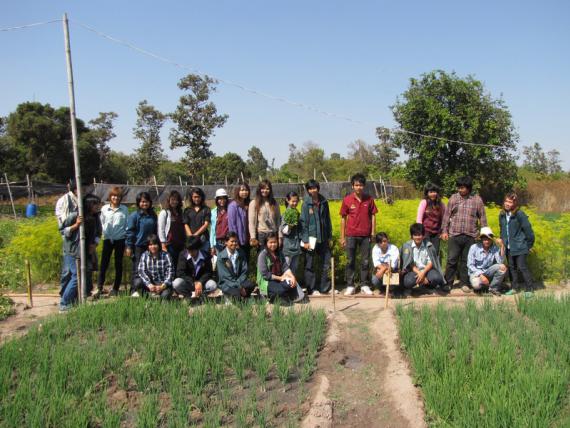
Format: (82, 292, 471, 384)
(25, 259, 33, 308)
(3, 173, 17, 220)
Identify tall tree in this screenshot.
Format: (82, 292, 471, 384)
(88, 112, 118, 170)
(392, 70, 520, 201)
(169, 74, 228, 177)
(206, 152, 247, 183)
(246, 146, 269, 179)
(522, 142, 562, 175)
(131, 100, 167, 183)
(374, 127, 399, 175)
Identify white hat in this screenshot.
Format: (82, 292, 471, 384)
(215, 188, 228, 198)
(479, 226, 495, 238)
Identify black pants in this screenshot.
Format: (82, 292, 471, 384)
(507, 252, 534, 291)
(425, 233, 441, 259)
(132, 277, 173, 299)
(131, 246, 146, 289)
(304, 242, 332, 293)
(98, 239, 125, 291)
(445, 234, 474, 286)
(267, 280, 298, 302)
(403, 270, 445, 289)
(345, 236, 371, 287)
(222, 279, 256, 300)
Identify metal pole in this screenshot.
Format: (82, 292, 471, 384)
(63, 13, 87, 303)
(3, 173, 17, 220)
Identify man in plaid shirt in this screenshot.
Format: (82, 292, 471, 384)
(441, 176, 487, 293)
(132, 234, 174, 299)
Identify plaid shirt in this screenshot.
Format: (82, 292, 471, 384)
(442, 193, 487, 238)
(137, 250, 173, 288)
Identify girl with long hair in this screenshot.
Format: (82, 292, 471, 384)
(228, 183, 251, 262)
(248, 179, 280, 249)
(158, 190, 185, 271)
(416, 183, 446, 256)
(183, 187, 211, 252)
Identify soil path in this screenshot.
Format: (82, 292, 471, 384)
(0, 295, 59, 344)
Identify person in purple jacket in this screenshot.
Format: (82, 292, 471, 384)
(228, 183, 251, 263)
(416, 183, 446, 257)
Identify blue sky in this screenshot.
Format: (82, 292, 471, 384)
(2, 0, 569, 169)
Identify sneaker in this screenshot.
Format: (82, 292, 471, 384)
(403, 289, 412, 298)
(208, 289, 223, 298)
(311, 290, 321, 296)
(504, 289, 518, 296)
(440, 284, 451, 293)
(344, 286, 355, 296)
(524, 291, 534, 298)
(108, 289, 119, 297)
(360, 286, 373, 295)
(489, 288, 502, 297)
(91, 289, 101, 299)
(131, 291, 140, 298)
(461, 285, 472, 294)
(224, 296, 233, 306)
(59, 304, 72, 313)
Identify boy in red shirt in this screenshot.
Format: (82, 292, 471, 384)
(340, 173, 378, 295)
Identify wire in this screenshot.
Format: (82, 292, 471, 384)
(0, 19, 61, 32)
(1, 18, 511, 150)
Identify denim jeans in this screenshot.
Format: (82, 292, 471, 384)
(470, 263, 506, 290)
(60, 255, 78, 308)
(345, 236, 371, 288)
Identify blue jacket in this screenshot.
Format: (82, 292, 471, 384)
(299, 194, 332, 244)
(126, 209, 157, 249)
(499, 209, 535, 256)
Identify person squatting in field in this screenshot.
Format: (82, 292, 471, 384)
(370, 232, 400, 294)
(173, 236, 218, 300)
(132, 234, 173, 299)
(467, 226, 506, 295)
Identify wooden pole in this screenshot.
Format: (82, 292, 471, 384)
(63, 13, 87, 303)
(331, 257, 336, 312)
(240, 171, 245, 183)
(26, 174, 31, 203)
(225, 175, 228, 186)
(152, 175, 160, 200)
(313, 168, 316, 180)
(25, 259, 33, 308)
(384, 263, 391, 309)
(202, 174, 205, 186)
(321, 172, 329, 183)
(178, 176, 183, 187)
(3, 173, 17, 220)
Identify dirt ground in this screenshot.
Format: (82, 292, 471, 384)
(2, 286, 569, 427)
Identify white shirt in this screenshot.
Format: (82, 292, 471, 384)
(372, 244, 400, 270)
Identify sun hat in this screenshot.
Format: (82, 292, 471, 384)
(479, 226, 495, 238)
(215, 188, 228, 198)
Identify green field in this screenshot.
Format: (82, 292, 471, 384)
(397, 296, 570, 427)
(0, 299, 327, 427)
(1, 200, 569, 290)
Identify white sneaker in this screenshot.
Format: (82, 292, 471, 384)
(344, 286, 355, 296)
(360, 286, 373, 295)
(131, 291, 140, 298)
(311, 290, 321, 296)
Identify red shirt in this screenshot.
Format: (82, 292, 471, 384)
(340, 193, 378, 237)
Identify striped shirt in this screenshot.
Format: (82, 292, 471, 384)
(442, 193, 487, 238)
(137, 250, 173, 288)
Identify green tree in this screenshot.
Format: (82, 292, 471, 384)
(88, 111, 118, 170)
(246, 146, 269, 179)
(206, 152, 247, 184)
(391, 70, 520, 201)
(374, 127, 399, 175)
(283, 142, 331, 181)
(169, 74, 228, 177)
(522, 142, 562, 175)
(100, 150, 132, 184)
(131, 100, 167, 183)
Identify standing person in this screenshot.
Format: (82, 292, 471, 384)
(257, 232, 303, 303)
(370, 232, 400, 294)
(210, 189, 229, 255)
(340, 173, 378, 296)
(158, 190, 185, 272)
(401, 223, 446, 296)
(248, 179, 280, 250)
(441, 176, 488, 293)
(183, 187, 211, 252)
(228, 183, 251, 263)
(83, 194, 102, 298)
(280, 191, 302, 275)
(498, 193, 535, 296)
(97, 186, 128, 297)
(55, 180, 79, 228)
(173, 236, 217, 300)
(416, 183, 446, 256)
(217, 232, 256, 302)
(126, 191, 158, 293)
(132, 234, 173, 300)
(299, 179, 332, 295)
(57, 187, 82, 312)
(467, 227, 506, 295)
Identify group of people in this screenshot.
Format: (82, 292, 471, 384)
(55, 173, 535, 311)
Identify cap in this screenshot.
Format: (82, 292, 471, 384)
(479, 226, 495, 238)
(215, 188, 228, 198)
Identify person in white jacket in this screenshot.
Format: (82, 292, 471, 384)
(369, 232, 400, 294)
(158, 190, 186, 271)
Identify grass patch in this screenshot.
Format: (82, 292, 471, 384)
(0, 299, 327, 427)
(396, 297, 570, 427)
(0, 295, 15, 321)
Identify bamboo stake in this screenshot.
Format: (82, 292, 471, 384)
(178, 176, 183, 187)
(152, 175, 160, 200)
(25, 259, 33, 308)
(321, 172, 329, 183)
(331, 257, 336, 312)
(384, 263, 391, 309)
(3, 173, 17, 220)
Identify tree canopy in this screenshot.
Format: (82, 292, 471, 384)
(391, 70, 521, 201)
